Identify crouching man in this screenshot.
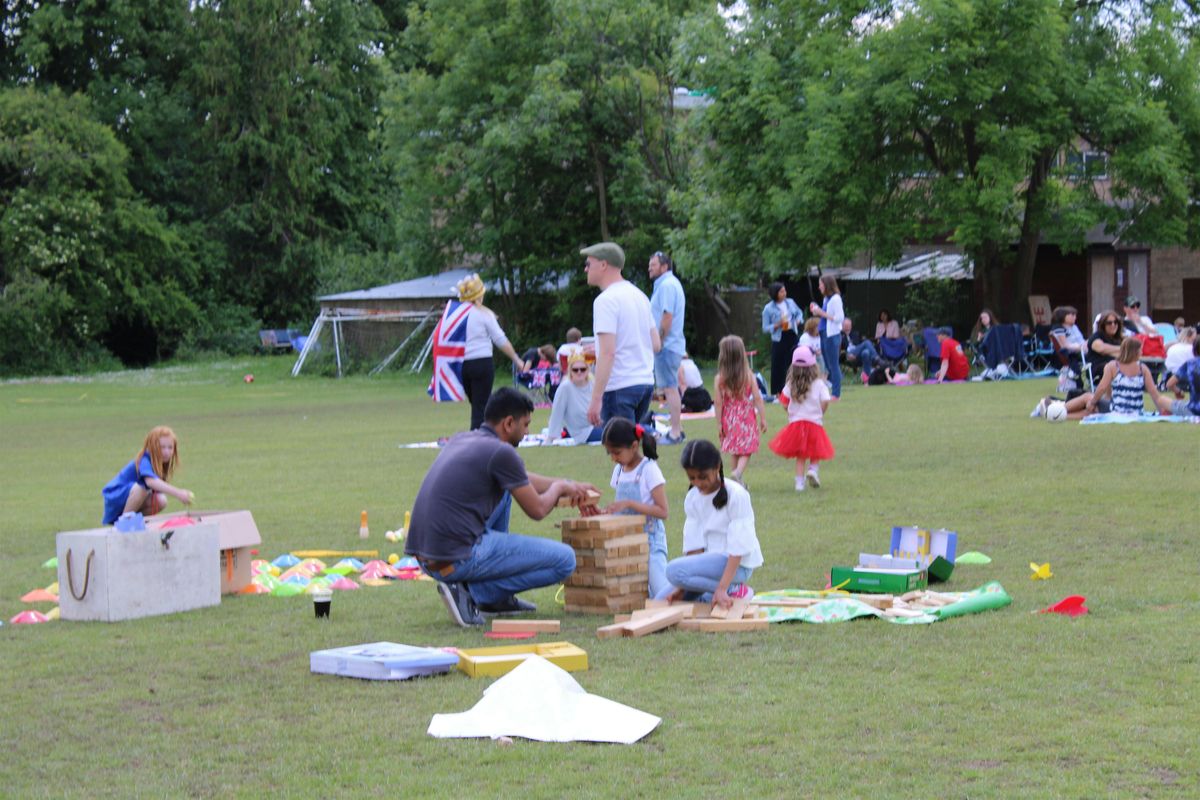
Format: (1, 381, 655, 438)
(405, 387, 596, 626)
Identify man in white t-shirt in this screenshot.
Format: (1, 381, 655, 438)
(581, 242, 661, 427)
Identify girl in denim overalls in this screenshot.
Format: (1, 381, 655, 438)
(601, 418, 669, 598)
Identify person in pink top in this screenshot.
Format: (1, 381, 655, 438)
(769, 346, 835, 492)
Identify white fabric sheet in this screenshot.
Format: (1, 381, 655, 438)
(427, 656, 660, 744)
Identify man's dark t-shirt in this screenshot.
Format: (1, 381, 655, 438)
(405, 425, 530, 562)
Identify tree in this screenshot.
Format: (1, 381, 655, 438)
(0, 87, 198, 372)
(382, 0, 704, 335)
(675, 0, 1200, 321)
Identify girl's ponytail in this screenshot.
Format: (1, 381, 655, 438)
(714, 463, 729, 509)
(639, 425, 658, 460)
(602, 417, 657, 459)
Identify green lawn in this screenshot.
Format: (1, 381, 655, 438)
(1, 357, 1196, 798)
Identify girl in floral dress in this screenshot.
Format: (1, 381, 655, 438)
(713, 335, 768, 486)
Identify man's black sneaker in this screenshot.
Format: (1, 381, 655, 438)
(437, 581, 484, 627)
(476, 595, 537, 615)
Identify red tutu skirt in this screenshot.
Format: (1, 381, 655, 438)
(769, 420, 835, 461)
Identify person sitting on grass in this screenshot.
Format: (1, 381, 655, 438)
(545, 352, 602, 444)
(934, 328, 970, 382)
(405, 388, 598, 627)
(887, 364, 925, 385)
(1164, 338, 1200, 418)
(1085, 337, 1173, 417)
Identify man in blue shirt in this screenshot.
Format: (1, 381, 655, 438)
(1165, 340, 1200, 417)
(649, 251, 687, 444)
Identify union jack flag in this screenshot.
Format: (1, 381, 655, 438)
(427, 299, 472, 402)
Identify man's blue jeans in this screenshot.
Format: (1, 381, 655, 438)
(601, 384, 653, 427)
(847, 339, 879, 376)
(432, 492, 576, 606)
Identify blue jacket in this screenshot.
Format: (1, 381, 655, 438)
(762, 299, 804, 342)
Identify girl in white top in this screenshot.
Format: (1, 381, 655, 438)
(456, 273, 528, 430)
(654, 439, 763, 609)
(601, 418, 669, 597)
(768, 345, 836, 491)
(798, 317, 822, 371)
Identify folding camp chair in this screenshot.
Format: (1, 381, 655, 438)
(878, 336, 909, 367)
(977, 324, 1029, 378)
(922, 327, 943, 376)
(1155, 323, 1178, 345)
(1030, 325, 1055, 371)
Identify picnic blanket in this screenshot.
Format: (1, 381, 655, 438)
(1080, 412, 1199, 425)
(756, 581, 1012, 625)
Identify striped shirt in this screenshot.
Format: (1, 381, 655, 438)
(1110, 370, 1145, 415)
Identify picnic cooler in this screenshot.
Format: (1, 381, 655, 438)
(56, 523, 220, 622)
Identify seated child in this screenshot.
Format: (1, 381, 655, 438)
(887, 364, 925, 385)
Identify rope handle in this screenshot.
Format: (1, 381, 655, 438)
(65, 548, 95, 601)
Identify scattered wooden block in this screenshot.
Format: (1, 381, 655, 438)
(490, 619, 560, 634)
(556, 490, 602, 507)
(621, 607, 686, 638)
(596, 621, 631, 639)
(684, 617, 769, 633)
(881, 607, 929, 618)
(711, 596, 750, 620)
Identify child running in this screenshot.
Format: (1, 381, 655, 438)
(714, 334, 768, 486)
(101, 426, 193, 524)
(601, 418, 669, 598)
(770, 345, 835, 491)
(655, 439, 763, 608)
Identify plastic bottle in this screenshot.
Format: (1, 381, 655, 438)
(359, 510, 369, 540)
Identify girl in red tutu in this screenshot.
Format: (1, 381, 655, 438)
(769, 345, 835, 491)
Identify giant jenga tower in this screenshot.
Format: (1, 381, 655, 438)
(560, 514, 649, 614)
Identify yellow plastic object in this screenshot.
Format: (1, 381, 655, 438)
(387, 553, 399, 565)
(1029, 562, 1053, 580)
(456, 641, 588, 678)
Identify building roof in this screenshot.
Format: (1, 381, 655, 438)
(318, 268, 570, 303)
(830, 251, 973, 284)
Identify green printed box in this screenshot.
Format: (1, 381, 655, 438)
(830, 566, 927, 594)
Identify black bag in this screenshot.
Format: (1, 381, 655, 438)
(867, 365, 889, 386)
(681, 386, 713, 413)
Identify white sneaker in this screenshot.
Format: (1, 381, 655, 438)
(806, 469, 821, 489)
(795, 477, 806, 492)
(1030, 397, 1048, 418)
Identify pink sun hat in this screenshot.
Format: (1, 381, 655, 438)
(791, 345, 816, 367)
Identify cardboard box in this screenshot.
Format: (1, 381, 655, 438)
(57, 523, 220, 621)
(830, 565, 927, 594)
(145, 509, 262, 594)
(889, 526, 957, 582)
(310, 642, 459, 680)
(456, 641, 588, 678)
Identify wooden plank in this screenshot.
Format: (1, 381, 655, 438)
(596, 621, 631, 639)
(711, 597, 750, 620)
(556, 490, 602, 508)
(688, 618, 769, 633)
(490, 619, 560, 634)
(846, 593, 894, 610)
(621, 607, 686, 638)
(881, 607, 929, 618)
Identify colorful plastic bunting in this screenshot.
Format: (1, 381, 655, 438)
(271, 554, 301, 569)
(329, 577, 360, 590)
(239, 582, 272, 595)
(271, 584, 305, 597)
(10, 610, 49, 624)
(333, 558, 365, 572)
(21, 589, 58, 603)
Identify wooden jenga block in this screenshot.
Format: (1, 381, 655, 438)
(490, 619, 560, 634)
(679, 617, 769, 633)
(596, 621, 630, 639)
(621, 607, 686, 637)
(711, 597, 750, 620)
(556, 490, 602, 507)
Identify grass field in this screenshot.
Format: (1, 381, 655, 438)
(1, 356, 1197, 798)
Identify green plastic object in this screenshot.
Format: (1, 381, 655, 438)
(42, 557, 58, 569)
(956, 551, 992, 565)
(830, 566, 927, 594)
(931, 582, 1012, 619)
(271, 583, 304, 597)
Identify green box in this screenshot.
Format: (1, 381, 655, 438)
(830, 566, 927, 594)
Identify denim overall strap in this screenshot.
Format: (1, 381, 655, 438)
(614, 458, 665, 538)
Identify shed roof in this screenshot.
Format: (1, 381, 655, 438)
(831, 251, 973, 284)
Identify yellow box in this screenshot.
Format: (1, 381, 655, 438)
(455, 641, 588, 678)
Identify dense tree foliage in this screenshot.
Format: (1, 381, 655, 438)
(674, 0, 1200, 321)
(383, 0, 706, 333)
